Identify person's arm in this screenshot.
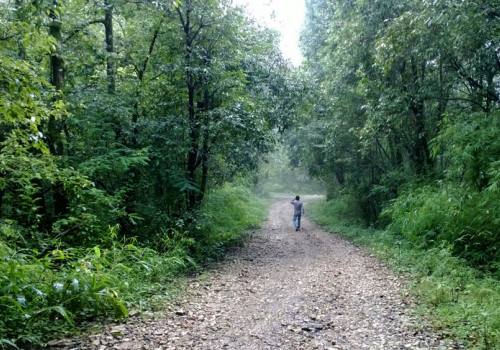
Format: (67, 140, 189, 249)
(301, 205, 305, 215)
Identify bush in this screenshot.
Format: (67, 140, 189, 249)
(385, 184, 500, 273)
(195, 184, 267, 261)
(0, 225, 194, 347)
(0, 184, 266, 348)
(309, 198, 500, 349)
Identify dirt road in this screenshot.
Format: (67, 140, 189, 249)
(57, 197, 452, 349)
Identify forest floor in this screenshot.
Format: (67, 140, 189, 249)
(50, 196, 458, 350)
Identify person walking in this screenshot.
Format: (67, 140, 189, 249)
(290, 195, 305, 231)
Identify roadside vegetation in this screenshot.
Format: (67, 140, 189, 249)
(291, 2, 499, 348)
(0, 184, 266, 347)
(309, 198, 500, 349)
(0, 0, 287, 347)
(2, 0, 498, 348)
(293, 0, 499, 271)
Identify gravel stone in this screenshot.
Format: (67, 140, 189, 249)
(50, 197, 459, 350)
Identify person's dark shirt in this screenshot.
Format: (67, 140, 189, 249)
(291, 200, 304, 215)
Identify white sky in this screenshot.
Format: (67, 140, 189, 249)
(233, 0, 305, 66)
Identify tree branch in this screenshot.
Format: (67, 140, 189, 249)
(137, 17, 164, 82)
(64, 19, 104, 43)
(191, 23, 205, 42)
(176, 6, 186, 32)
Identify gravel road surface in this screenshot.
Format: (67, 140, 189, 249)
(51, 197, 455, 350)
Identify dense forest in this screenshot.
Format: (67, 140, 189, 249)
(0, 0, 299, 346)
(294, 1, 499, 346)
(1, 0, 499, 348)
(294, 0, 499, 271)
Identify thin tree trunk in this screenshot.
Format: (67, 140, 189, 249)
(199, 125, 210, 201)
(199, 89, 212, 202)
(104, 0, 115, 94)
(437, 56, 449, 118)
(49, 1, 64, 91)
(179, 0, 202, 210)
(44, 0, 69, 232)
(408, 58, 430, 175)
(15, 0, 26, 59)
(48, 0, 64, 155)
(411, 98, 430, 175)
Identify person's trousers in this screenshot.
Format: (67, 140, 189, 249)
(293, 214, 301, 230)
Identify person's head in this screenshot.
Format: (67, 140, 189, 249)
(295, 195, 300, 200)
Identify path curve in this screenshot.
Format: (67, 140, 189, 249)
(54, 197, 452, 350)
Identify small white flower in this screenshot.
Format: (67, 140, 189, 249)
(33, 288, 45, 297)
(71, 278, 79, 290)
(17, 295, 27, 306)
(30, 116, 36, 123)
(53, 282, 64, 291)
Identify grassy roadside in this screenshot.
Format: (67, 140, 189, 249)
(0, 184, 268, 349)
(308, 199, 500, 350)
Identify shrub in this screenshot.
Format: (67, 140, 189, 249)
(0, 183, 266, 348)
(195, 184, 267, 261)
(0, 225, 195, 347)
(310, 198, 500, 349)
(385, 184, 500, 272)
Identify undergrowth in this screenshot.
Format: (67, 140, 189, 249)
(0, 184, 266, 349)
(309, 198, 500, 349)
(196, 184, 267, 262)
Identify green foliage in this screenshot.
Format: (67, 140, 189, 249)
(382, 110, 500, 272)
(1, 0, 285, 345)
(0, 224, 192, 344)
(0, 183, 265, 347)
(385, 184, 500, 273)
(433, 111, 500, 190)
(0, 51, 122, 248)
(296, 0, 499, 220)
(309, 198, 500, 349)
(308, 194, 364, 228)
(295, 0, 500, 278)
(196, 183, 267, 261)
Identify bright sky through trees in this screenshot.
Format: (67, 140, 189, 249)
(234, 0, 305, 66)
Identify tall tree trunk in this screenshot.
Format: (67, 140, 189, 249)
(179, 0, 202, 210)
(48, 0, 64, 155)
(199, 125, 210, 201)
(410, 98, 430, 175)
(408, 58, 430, 175)
(130, 19, 162, 146)
(104, 0, 115, 94)
(437, 56, 449, 118)
(38, 0, 69, 234)
(15, 0, 26, 59)
(199, 89, 212, 202)
(186, 81, 200, 209)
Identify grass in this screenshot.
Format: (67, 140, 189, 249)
(308, 198, 500, 350)
(0, 184, 268, 349)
